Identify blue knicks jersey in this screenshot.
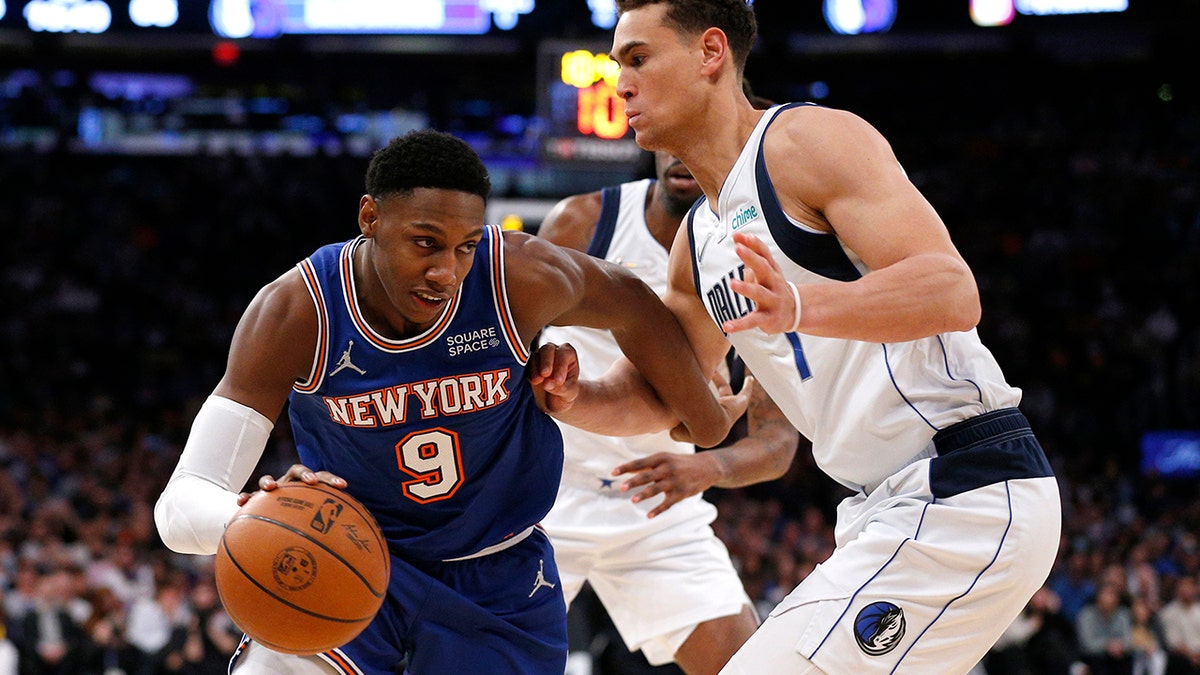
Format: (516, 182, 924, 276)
(286, 226, 564, 561)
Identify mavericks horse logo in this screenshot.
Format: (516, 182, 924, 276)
(853, 601, 906, 656)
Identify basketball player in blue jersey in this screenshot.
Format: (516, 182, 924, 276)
(533, 1, 1064, 673)
(537, 147, 799, 674)
(153, 130, 748, 675)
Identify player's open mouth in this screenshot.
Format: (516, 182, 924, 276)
(413, 290, 446, 307)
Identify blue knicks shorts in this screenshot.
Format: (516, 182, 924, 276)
(321, 527, 567, 675)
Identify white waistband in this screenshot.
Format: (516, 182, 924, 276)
(442, 525, 536, 562)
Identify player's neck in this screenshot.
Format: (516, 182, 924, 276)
(675, 103, 764, 204)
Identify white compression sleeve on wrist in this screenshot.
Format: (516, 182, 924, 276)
(787, 281, 803, 333)
(154, 395, 274, 555)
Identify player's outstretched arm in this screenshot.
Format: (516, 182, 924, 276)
(509, 232, 742, 448)
(155, 269, 318, 555)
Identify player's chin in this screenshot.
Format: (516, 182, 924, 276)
(630, 124, 659, 150)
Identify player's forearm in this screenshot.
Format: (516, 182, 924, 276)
(800, 252, 980, 342)
(708, 434, 796, 489)
(549, 359, 677, 436)
(153, 394, 272, 555)
(711, 380, 800, 487)
(611, 315, 732, 447)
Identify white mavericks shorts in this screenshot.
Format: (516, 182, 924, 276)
(720, 457, 1061, 675)
(543, 475, 753, 666)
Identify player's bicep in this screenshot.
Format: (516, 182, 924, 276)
(552, 253, 655, 330)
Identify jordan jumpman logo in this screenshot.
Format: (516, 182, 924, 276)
(329, 340, 366, 376)
(528, 559, 556, 598)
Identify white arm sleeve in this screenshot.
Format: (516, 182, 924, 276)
(154, 395, 274, 555)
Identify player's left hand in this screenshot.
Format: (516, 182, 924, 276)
(236, 464, 347, 506)
(613, 451, 724, 519)
(724, 231, 800, 335)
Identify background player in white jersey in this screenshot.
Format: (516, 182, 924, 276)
(537, 145, 799, 674)
(533, 1, 1064, 673)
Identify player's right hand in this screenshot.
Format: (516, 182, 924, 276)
(528, 342, 581, 414)
(237, 464, 348, 506)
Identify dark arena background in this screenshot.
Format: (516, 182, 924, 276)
(1, 1, 1198, 673)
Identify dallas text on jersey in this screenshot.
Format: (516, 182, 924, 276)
(705, 264, 754, 330)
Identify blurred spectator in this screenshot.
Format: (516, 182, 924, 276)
(184, 575, 240, 674)
(1129, 596, 1169, 675)
(1007, 585, 1088, 675)
(1053, 550, 1099, 624)
(1129, 543, 1165, 608)
(1077, 584, 1134, 675)
(986, 584, 1089, 675)
(14, 567, 88, 675)
(80, 586, 127, 675)
(122, 575, 192, 675)
(86, 543, 155, 608)
(1160, 575, 1200, 674)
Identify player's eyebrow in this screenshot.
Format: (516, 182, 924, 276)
(611, 40, 646, 62)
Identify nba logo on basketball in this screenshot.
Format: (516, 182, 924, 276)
(272, 547, 318, 591)
(310, 498, 344, 533)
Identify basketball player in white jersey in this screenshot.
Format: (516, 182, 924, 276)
(537, 148, 799, 674)
(532, 1, 1063, 673)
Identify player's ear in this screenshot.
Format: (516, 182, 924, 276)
(359, 194, 379, 237)
(698, 27, 729, 76)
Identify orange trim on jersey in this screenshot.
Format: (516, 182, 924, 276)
(293, 259, 330, 394)
(488, 225, 529, 363)
(340, 238, 459, 353)
(318, 648, 364, 675)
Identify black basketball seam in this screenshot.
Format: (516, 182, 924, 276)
(232, 512, 387, 598)
(219, 535, 377, 624)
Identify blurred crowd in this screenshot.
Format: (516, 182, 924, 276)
(1, 49, 1198, 675)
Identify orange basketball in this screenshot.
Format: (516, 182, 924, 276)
(215, 482, 390, 655)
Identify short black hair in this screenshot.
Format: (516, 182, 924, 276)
(616, 0, 757, 72)
(365, 129, 491, 202)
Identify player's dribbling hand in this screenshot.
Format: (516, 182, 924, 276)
(236, 464, 348, 506)
(724, 232, 800, 335)
(528, 342, 580, 414)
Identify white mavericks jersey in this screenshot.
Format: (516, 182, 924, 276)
(687, 103, 1022, 492)
(541, 179, 695, 478)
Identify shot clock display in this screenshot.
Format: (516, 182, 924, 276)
(537, 39, 642, 165)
